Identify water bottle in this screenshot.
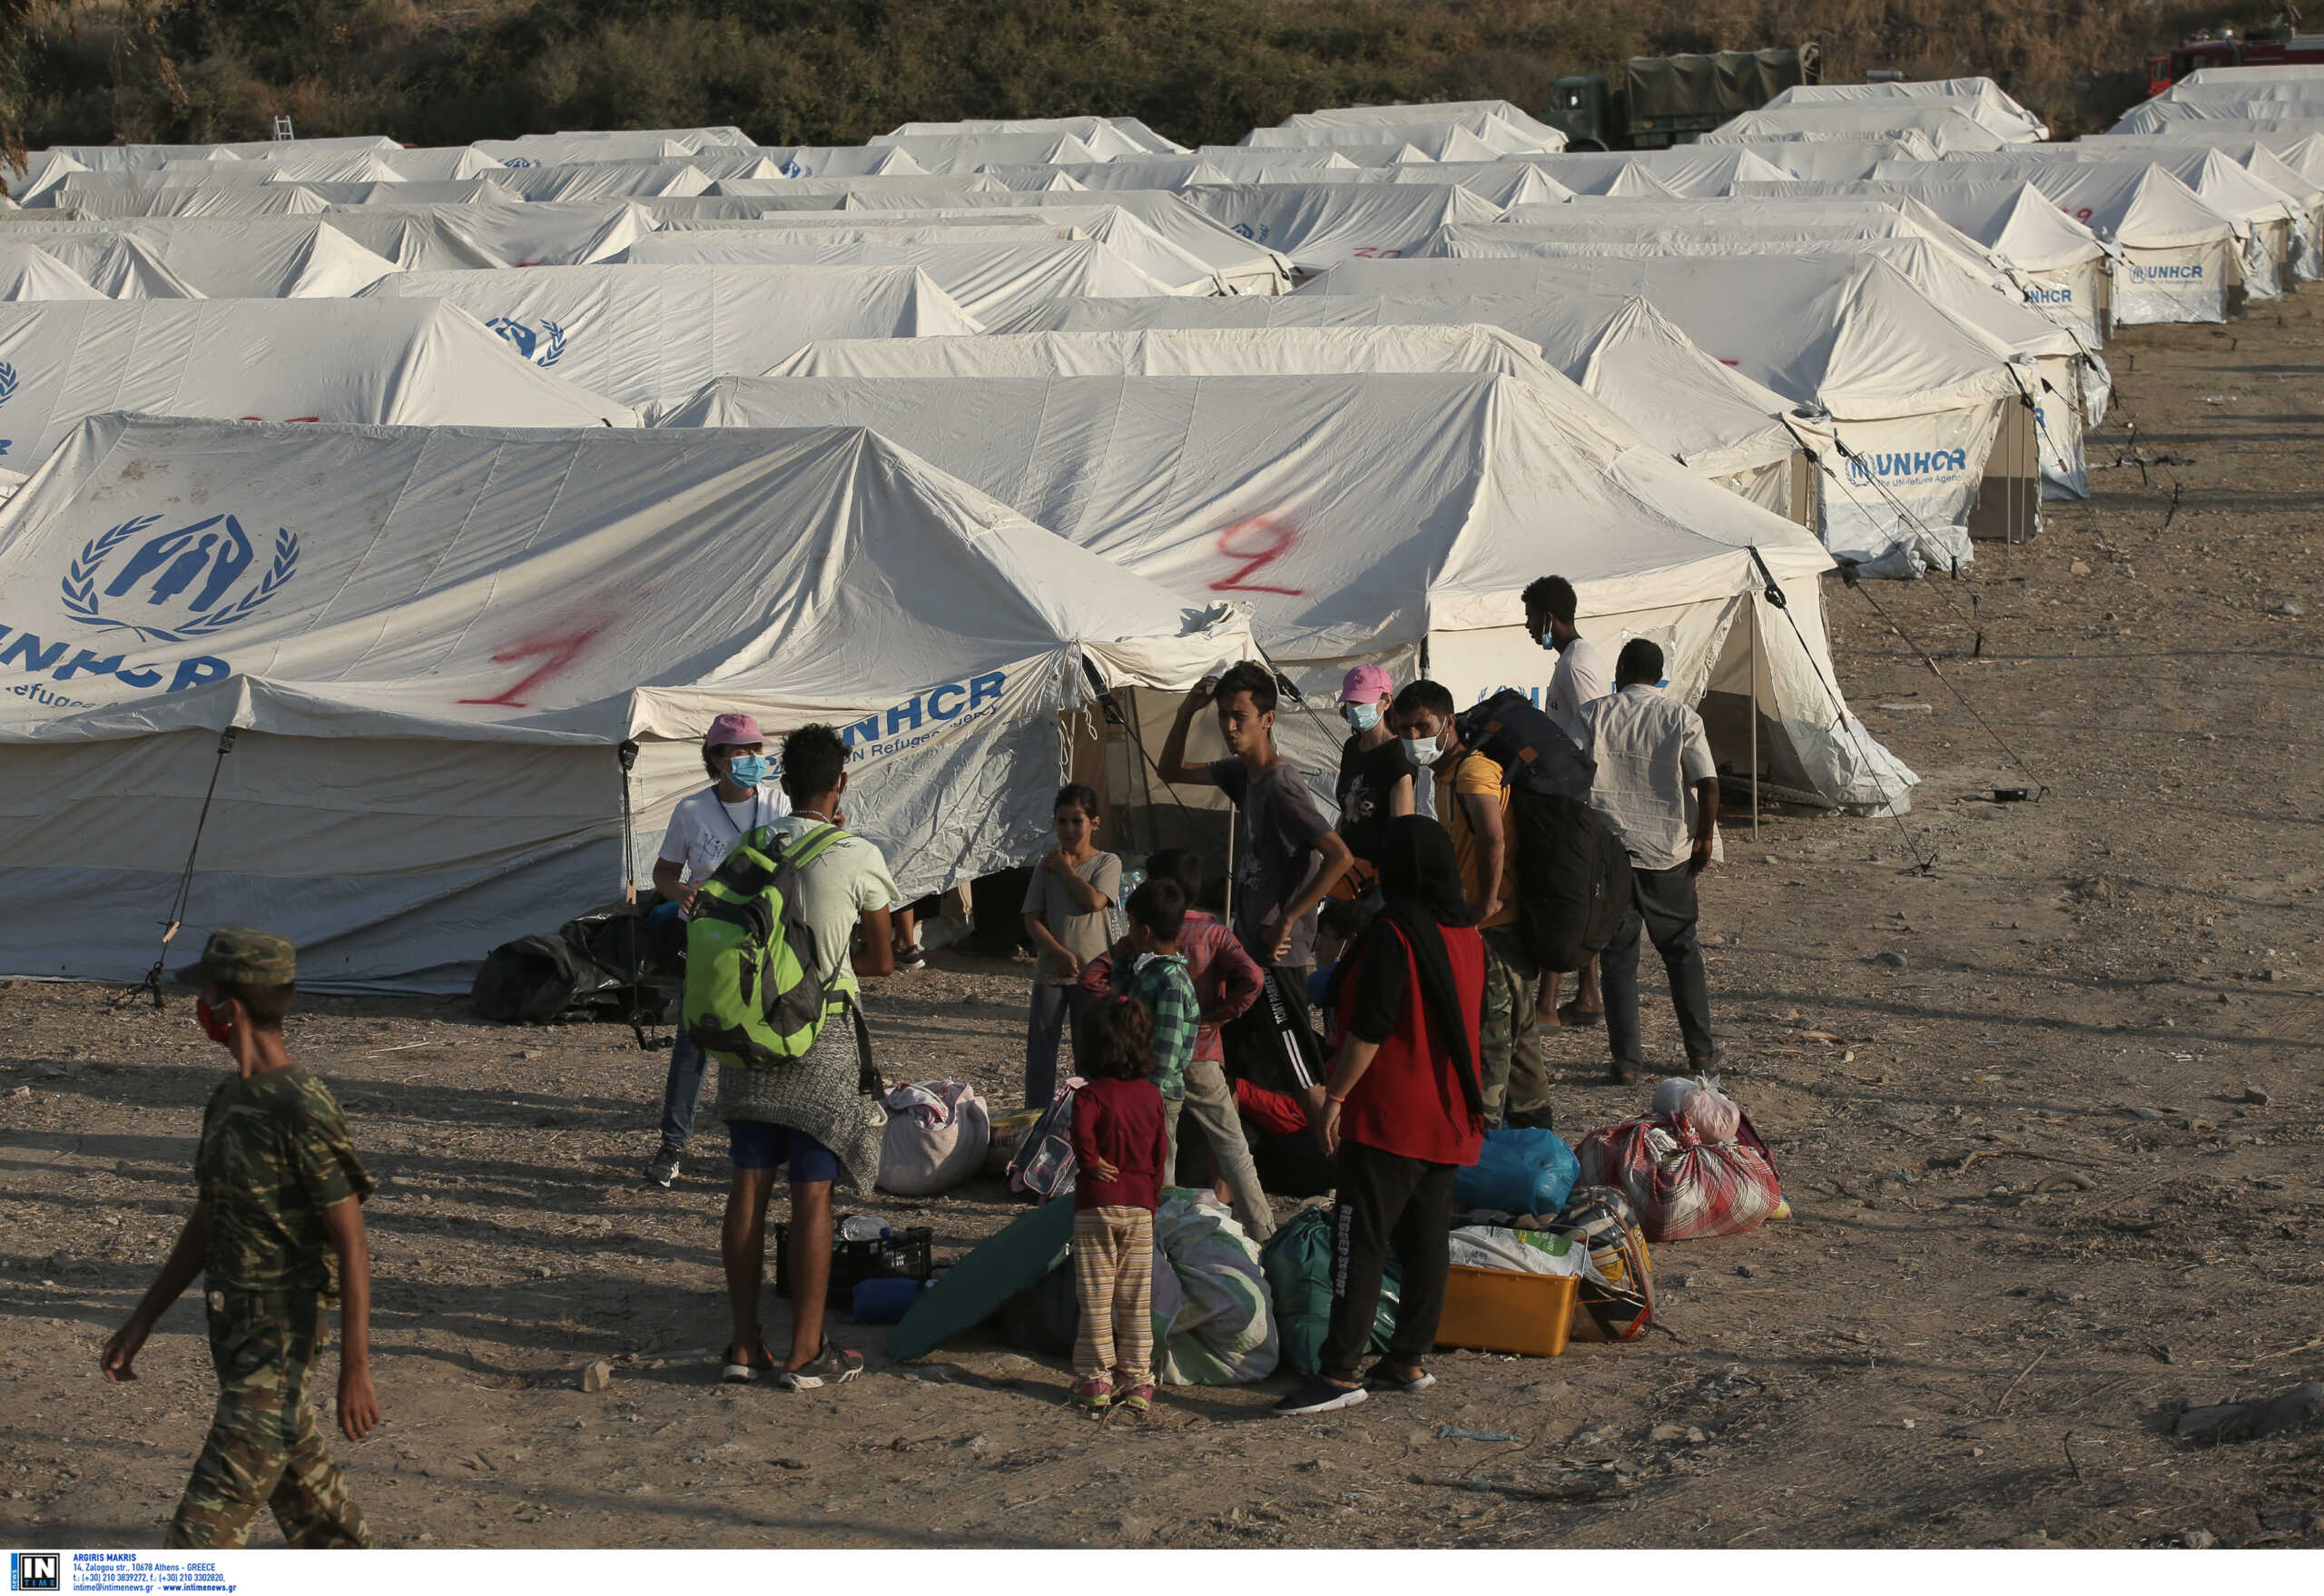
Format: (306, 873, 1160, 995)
(839, 1215, 891, 1244)
(1111, 867, 1145, 941)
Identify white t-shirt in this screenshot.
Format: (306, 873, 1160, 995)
(762, 813, 901, 996)
(658, 783, 792, 884)
(1546, 635, 1612, 743)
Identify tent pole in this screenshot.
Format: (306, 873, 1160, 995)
(1748, 598, 1761, 842)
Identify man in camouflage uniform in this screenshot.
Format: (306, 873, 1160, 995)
(101, 927, 379, 1548)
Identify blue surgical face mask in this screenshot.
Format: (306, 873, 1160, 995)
(1342, 702, 1380, 732)
(725, 754, 771, 788)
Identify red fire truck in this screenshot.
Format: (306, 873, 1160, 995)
(2148, 23, 2324, 95)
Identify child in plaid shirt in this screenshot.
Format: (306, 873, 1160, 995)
(1102, 879, 1202, 1177)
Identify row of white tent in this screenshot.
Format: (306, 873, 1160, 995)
(28, 77, 2298, 989)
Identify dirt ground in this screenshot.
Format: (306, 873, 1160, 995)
(5, 293, 2322, 1552)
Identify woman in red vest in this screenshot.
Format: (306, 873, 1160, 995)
(1275, 815, 1487, 1416)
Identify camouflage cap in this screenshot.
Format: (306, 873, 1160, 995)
(174, 925, 296, 987)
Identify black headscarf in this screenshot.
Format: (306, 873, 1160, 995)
(1364, 815, 1483, 1117)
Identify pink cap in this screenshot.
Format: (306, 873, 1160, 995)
(1339, 664, 1392, 704)
(704, 712, 763, 750)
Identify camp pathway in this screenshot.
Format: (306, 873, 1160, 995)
(3, 294, 2321, 1548)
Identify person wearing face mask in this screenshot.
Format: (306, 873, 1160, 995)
(1523, 575, 1610, 1030)
(1388, 680, 1552, 1130)
(1332, 664, 1416, 886)
(642, 713, 793, 1189)
(103, 927, 379, 1548)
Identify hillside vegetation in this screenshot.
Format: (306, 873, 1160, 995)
(5, 0, 2290, 154)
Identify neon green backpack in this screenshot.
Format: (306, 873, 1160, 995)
(683, 823, 851, 1068)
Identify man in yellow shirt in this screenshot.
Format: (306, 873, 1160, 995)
(1389, 681, 1551, 1130)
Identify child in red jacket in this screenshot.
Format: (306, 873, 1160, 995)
(1068, 995, 1168, 1415)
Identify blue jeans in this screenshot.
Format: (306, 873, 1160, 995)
(1025, 981, 1097, 1108)
(656, 983, 707, 1157)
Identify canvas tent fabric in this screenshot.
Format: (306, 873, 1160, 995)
(376, 147, 506, 182)
(887, 118, 1187, 157)
(825, 188, 1293, 293)
(988, 155, 1355, 191)
(1265, 102, 1568, 153)
(1705, 106, 2013, 153)
(756, 145, 927, 178)
(619, 234, 1183, 320)
(1978, 144, 2314, 285)
(497, 163, 714, 202)
(1303, 253, 2024, 574)
(2109, 100, 2324, 134)
(665, 204, 1235, 293)
(862, 133, 1105, 172)
(0, 219, 400, 298)
(1731, 179, 2114, 343)
(1246, 123, 1505, 163)
(0, 414, 1247, 991)
(330, 201, 650, 267)
(710, 173, 1010, 199)
(367, 262, 982, 416)
(763, 322, 1560, 384)
(1522, 149, 1792, 197)
(317, 212, 513, 272)
(302, 179, 517, 207)
(1875, 158, 2241, 322)
(0, 299, 636, 482)
(1177, 182, 1505, 272)
(1709, 136, 1942, 181)
(1379, 163, 1573, 207)
(657, 368, 1906, 814)
(0, 245, 105, 301)
(2, 232, 203, 299)
(68, 186, 333, 221)
(1762, 77, 2049, 143)
(987, 290, 1831, 521)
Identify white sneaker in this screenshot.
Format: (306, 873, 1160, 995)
(644, 1149, 680, 1188)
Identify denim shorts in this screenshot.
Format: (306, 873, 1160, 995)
(727, 1120, 841, 1184)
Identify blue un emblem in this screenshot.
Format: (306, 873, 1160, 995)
(61, 513, 299, 644)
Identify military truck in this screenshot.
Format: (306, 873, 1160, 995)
(1544, 44, 1823, 150)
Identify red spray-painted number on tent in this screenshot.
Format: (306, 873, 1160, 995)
(457, 622, 606, 707)
(1208, 517, 1305, 596)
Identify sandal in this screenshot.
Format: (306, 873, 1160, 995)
(777, 1344, 863, 1391)
(1557, 1001, 1604, 1030)
(1074, 1376, 1114, 1412)
(1115, 1383, 1155, 1414)
(1362, 1358, 1437, 1394)
(721, 1342, 778, 1384)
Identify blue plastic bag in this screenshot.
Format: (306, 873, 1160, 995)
(1454, 1127, 1580, 1217)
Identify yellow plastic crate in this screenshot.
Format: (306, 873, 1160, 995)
(1433, 1264, 1578, 1358)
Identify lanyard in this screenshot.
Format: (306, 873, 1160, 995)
(714, 787, 770, 840)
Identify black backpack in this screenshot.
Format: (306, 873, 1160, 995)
(1510, 791, 1634, 972)
(1455, 688, 1595, 801)
(470, 901, 682, 1027)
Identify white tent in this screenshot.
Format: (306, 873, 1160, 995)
(1177, 182, 1504, 272)
(0, 219, 398, 297)
(756, 145, 927, 178)
(375, 147, 507, 182)
(324, 201, 651, 266)
(0, 245, 105, 301)
(765, 321, 1556, 383)
(889, 117, 1187, 156)
(660, 369, 1906, 813)
(0, 299, 635, 484)
(163, 151, 411, 184)
(1521, 148, 1792, 196)
(863, 132, 1105, 172)
(316, 212, 511, 272)
(497, 163, 714, 202)
(1304, 254, 2028, 575)
(1705, 105, 2012, 153)
(0, 231, 204, 299)
(1762, 77, 2050, 143)
(474, 130, 750, 164)
(301, 179, 517, 207)
(1707, 136, 1942, 181)
(1732, 179, 2115, 343)
(986, 154, 1358, 191)
(366, 262, 981, 416)
(709, 172, 1009, 199)
(2080, 134, 2324, 272)
(0, 414, 1246, 990)
(852, 298, 1831, 522)
(1267, 101, 1569, 153)
(2109, 99, 2324, 134)
(1379, 163, 1573, 207)
(2149, 78, 2324, 105)
(664, 204, 1232, 293)
(1876, 158, 2242, 321)
(1979, 143, 2315, 284)
(619, 234, 1184, 320)
(67, 186, 332, 221)
(826, 187, 1293, 293)
(1245, 123, 1505, 163)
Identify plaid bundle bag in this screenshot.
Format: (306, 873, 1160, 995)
(1575, 1110, 1784, 1243)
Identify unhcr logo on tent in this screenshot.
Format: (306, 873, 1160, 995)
(1844, 449, 1969, 488)
(59, 514, 299, 645)
(486, 317, 567, 367)
(2127, 262, 2205, 282)
(842, 671, 1009, 761)
(2025, 284, 2075, 306)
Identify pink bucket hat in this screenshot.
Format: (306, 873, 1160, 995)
(1339, 663, 1393, 704)
(703, 712, 763, 749)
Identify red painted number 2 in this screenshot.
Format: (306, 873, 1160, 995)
(457, 624, 604, 708)
(1207, 517, 1306, 596)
